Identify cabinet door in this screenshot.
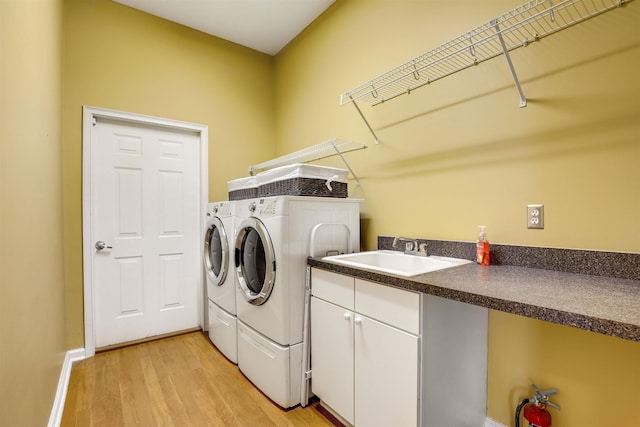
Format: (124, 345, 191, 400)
(355, 315, 419, 427)
(310, 296, 354, 425)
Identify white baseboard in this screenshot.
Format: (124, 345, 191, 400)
(48, 348, 85, 427)
(485, 417, 508, 427)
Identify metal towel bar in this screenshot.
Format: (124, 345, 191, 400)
(300, 222, 354, 407)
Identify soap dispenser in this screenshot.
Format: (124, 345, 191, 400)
(476, 226, 490, 266)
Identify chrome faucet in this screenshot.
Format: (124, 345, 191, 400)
(392, 237, 428, 256)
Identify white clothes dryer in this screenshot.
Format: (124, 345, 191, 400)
(234, 196, 360, 408)
(204, 201, 237, 363)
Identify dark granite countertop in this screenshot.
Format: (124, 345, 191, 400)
(307, 257, 640, 342)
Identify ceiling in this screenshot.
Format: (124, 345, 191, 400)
(113, 0, 336, 56)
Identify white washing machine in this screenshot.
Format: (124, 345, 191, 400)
(204, 201, 237, 363)
(234, 196, 360, 408)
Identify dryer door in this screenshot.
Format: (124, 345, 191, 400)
(235, 217, 275, 305)
(204, 216, 229, 287)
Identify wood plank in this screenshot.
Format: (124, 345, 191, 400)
(95, 327, 201, 353)
(62, 331, 340, 427)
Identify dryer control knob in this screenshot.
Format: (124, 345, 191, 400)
(249, 202, 256, 212)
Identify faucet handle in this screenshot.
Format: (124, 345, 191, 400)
(392, 237, 427, 255)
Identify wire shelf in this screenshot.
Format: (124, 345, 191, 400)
(248, 138, 366, 184)
(341, 0, 632, 106)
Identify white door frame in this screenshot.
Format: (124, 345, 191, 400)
(82, 105, 208, 357)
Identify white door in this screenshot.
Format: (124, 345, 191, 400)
(91, 115, 201, 348)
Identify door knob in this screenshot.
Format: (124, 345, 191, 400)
(95, 240, 112, 250)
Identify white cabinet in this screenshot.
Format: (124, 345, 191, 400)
(311, 268, 421, 426)
(310, 267, 488, 427)
(311, 296, 355, 423)
(354, 313, 419, 427)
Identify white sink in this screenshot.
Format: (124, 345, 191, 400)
(323, 250, 472, 277)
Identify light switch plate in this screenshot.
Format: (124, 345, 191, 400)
(527, 204, 544, 229)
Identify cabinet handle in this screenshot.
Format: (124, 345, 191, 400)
(343, 312, 351, 320)
(354, 316, 362, 325)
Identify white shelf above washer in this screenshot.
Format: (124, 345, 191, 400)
(248, 138, 366, 185)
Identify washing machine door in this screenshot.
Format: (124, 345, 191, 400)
(235, 217, 275, 305)
(204, 216, 229, 287)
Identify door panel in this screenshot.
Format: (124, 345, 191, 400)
(310, 296, 354, 425)
(159, 170, 184, 234)
(158, 253, 184, 309)
(355, 315, 419, 427)
(93, 117, 200, 348)
(116, 256, 144, 315)
(116, 168, 142, 235)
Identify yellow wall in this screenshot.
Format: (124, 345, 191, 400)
(274, 0, 640, 425)
(0, 0, 67, 425)
(489, 311, 640, 426)
(3, 0, 637, 424)
(276, 0, 639, 252)
(62, 0, 276, 347)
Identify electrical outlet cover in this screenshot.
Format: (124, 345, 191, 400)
(527, 204, 544, 229)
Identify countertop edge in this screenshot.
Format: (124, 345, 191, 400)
(307, 258, 640, 342)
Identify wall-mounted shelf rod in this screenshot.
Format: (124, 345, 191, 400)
(248, 138, 367, 185)
(493, 19, 528, 107)
(349, 95, 380, 144)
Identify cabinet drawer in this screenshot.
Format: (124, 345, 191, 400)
(311, 268, 354, 309)
(355, 279, 420, 334)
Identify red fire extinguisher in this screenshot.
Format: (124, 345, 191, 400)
(515, 384, 560, 427)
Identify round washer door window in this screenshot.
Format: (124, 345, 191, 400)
(203, 217, 229, 287)
(235, 217, 275, 305)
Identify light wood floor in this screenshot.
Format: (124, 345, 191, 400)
(61, 331, 338, 427)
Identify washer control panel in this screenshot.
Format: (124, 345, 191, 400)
(257, 198, 278, 215)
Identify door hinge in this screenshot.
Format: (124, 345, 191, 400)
(92, 117, 97, 126)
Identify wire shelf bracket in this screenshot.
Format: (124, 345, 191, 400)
(493, 19, 528, 108)
(248, 138, 367, 186)
(340, 0, 633, 140)
(349, 96, 380, 144)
